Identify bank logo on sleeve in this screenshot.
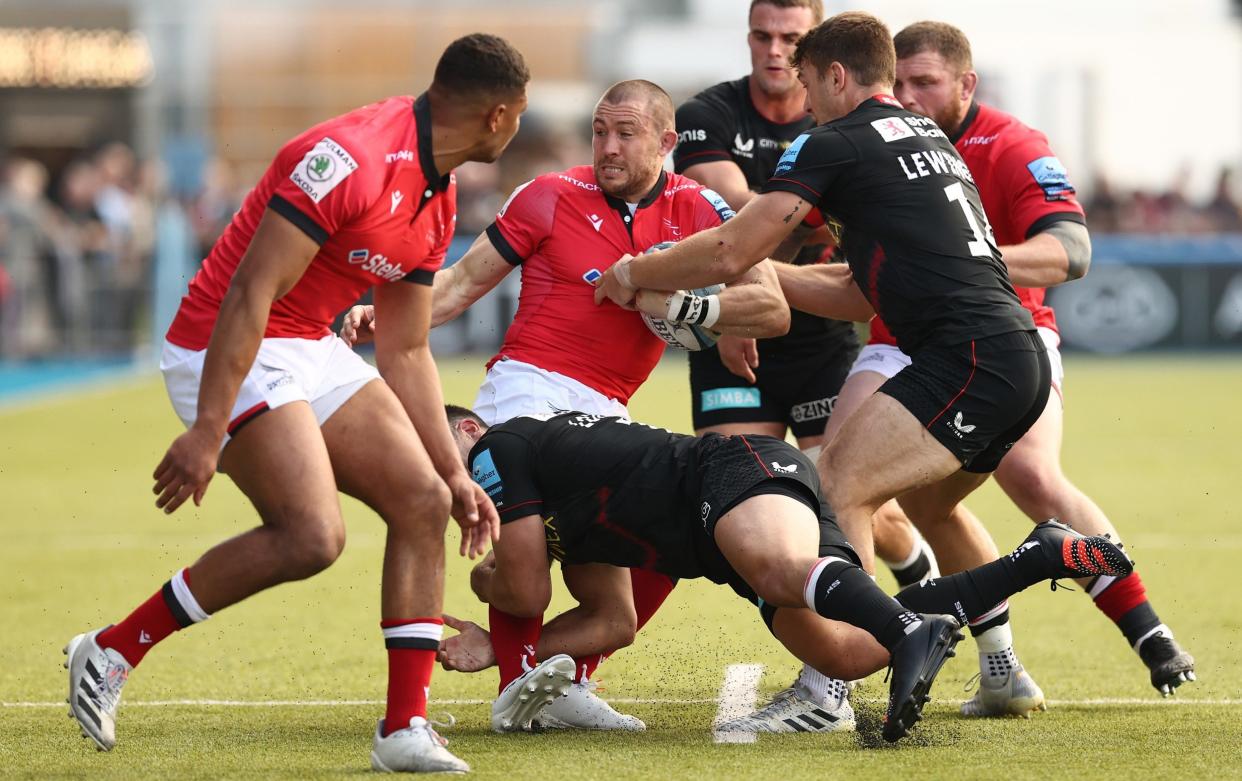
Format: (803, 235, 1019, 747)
(289, 136, 358, 203)
(470, 448, 504, 499)
(774, 133, 810, 175)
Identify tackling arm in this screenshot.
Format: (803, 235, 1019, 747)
(1000, 220, 1092, 288)
(775, 262, 874, 322)
(634, 259, 791, 338)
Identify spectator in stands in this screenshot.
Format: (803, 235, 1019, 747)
(1206, 167, 1242, 232)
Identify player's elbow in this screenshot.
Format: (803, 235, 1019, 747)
(1047, 221, 1092, 282)
(1066, 248, 1092, 281)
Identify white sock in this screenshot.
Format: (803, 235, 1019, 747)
(974, 623, 1020, 681)
(794, 664, 849, 707)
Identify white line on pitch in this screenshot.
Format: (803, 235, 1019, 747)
(6, 695, 1240, 709)
(711, 663, 764, 744)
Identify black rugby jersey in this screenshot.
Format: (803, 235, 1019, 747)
(468, 413, 709, 577)
(674, 76, 854, 351)
(762, 96, 1034, 353)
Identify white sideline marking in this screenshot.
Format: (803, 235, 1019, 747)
(711, 663, 764, 744)
(6, 696, 1239, 709)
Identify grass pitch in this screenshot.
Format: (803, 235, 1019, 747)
(2, 354, 1241, 779)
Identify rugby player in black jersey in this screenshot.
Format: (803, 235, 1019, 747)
(443, 406, 1132, 743)
(595, 13, 1047, 606)
(673, 0, 937, 731)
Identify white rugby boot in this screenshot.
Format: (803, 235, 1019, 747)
(64, 628, 131, 751)
(960, 664, 1047, 718)
(536, 680, 646, 731)
(371, 716, 469, 774)
(714, 686, 855, 734)
(490, 654, 576, 733)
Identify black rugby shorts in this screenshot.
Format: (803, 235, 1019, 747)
(879, 330, 1050, 474)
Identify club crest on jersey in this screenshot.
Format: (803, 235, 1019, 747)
(290, 136, 358, 203)
(775, 133, 810, 175)
(871, 117, 916, 142)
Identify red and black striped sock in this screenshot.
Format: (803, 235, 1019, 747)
(1090, 572, 1162, 648)
(381, 617, 442, 736)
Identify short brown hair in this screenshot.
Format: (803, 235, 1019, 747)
(598, 79, 675, 133)
(791, 11, 895, 87)
(432, 33, 530, 100)
(748, 0, 824, 25)
(894, 21, 973, 74)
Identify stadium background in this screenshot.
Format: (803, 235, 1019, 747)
(1, 1, 1241, 778)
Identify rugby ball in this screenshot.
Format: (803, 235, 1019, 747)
(638, 241, 723, 351)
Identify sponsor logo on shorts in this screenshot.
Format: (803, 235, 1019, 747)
(945, 411, 976, 440)
(289, 137, 358, 203)
(470, 449, 503, 499)
(790, 396, 835, 423)
(266, 372, 294, 391)
(700, 387, 760, 412)
(700, 501, 711, 528)
(544, 515, 565, 561)
(771, 461, 798, 474)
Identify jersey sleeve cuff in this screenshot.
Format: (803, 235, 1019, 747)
(268, 194, 329, 246)
(761, 177, 822, 200)
(1024, 211, 1086, 239)
(401, 268, 436, 285)
(498, 498, 543, 523)
(672, 149, 734, 173)
(486, 222, 525, 266)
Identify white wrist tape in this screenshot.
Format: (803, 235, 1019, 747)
(665, 291, 721, 329)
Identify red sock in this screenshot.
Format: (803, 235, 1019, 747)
(489, 605, 542, 693)
(1093, 572, 1149, 622)
(381, 617, 442, 736)
(572, 569, 676, 683)
(97, 568, 199, 667)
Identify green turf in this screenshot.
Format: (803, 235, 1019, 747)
(2, 354, 1241, 779)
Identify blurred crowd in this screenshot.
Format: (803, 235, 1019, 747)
(1, 127, 1239, 362)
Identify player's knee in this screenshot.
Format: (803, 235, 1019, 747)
(998, 456, 1065, 516)
(749, 566, 805, 609)
(379, 474, 452, 534)
(496, 582, 550, 617)
(280, 518, 347, 579)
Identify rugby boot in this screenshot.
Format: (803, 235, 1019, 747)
(490, 654, 575, 733)
(1137, 625, 1197, 696)
(536, 680, 646, 731)
(1022, 518, 1134, 581)
(715, 686, 855, 734)
(64, 627, 132, 751)
(960, 664, 1047, 718)
(371, 716, 469, 774)
(882, 614, 963, 743)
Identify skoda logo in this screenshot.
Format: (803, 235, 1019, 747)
(307, 153, 335, 182)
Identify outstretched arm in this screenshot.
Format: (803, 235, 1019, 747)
(775, 263, 874, 322)
(634, 258, 791, 338)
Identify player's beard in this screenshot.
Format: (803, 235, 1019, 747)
(935, 100, 970, 137)
(596, 157, 661, 202)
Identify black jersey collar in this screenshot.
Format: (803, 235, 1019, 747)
(602, 169, 667, 212)
(414, 93, 451, 193)
(948, 101, 981, 146)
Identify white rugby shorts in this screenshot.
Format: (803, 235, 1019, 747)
(161, 334, 380, 447)
(473, 357, 628, 426)
(847, 327, 1064, 394)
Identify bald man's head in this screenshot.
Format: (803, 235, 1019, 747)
(591, 80, 678, 202)
(596, 80, 675, 134)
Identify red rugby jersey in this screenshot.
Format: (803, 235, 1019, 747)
(167, 94, 455, 350)
(485, 166, 735, 404)
(868, 101, 1084, 347)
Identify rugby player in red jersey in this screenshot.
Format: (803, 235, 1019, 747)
(342, 80, 799, 733)
(64, 34, 527, 773)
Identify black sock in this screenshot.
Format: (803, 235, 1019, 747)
(969, 606, 1010, 637)
(895, 545, 1048, 627)
(890, 549, 933, 588)
(1118, 602, 1162, 648)
(806, 557, 922, 653)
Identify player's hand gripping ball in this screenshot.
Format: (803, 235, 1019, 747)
(639, 241, 723, 351)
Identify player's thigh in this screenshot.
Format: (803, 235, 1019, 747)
(219, 400, 343, 536)
(561, 564, 636, 625)
(896, 471, 990, 528)
(992, 390, 1066, 511)
(319, 378, 450, 523)
(823, 343, 911, 444)
(822, 390, 961, 511)
(715, 492, 822, 605)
